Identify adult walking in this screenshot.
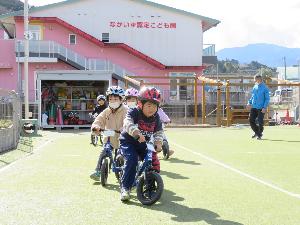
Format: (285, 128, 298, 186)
(246, 75, 270, 140)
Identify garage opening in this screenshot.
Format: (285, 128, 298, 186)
(40, 80, 108, 128)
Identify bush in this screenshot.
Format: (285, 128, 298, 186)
(0, 120, 13, 129)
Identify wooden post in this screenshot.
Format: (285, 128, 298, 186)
(125, 79, 128, 89)
(226, 80, 231, 127)
(140, 80, 144, 88)
(216, 83, 222, 127)
(194, 77, 198, 124)
(202, 81, 206, 124)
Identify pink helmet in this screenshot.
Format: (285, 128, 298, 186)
(138, 86, 161, 105)
(125, 88, 139, 98)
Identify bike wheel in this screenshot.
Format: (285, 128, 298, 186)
(100, 158, 109, 186)
(137, 171, 164, 205)
(162, 139, 170, 159)
(91, 134, 98, 146)
(99, 133, 103, 146)
(115, 154, 124, 182)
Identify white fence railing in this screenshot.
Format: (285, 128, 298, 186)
(15, 40, 133, 76)
(203, 44, 215, 56)
(0, 90, 21, 152)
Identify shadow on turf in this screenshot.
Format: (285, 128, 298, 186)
(166, 157, 201, 166)
(124, 189, 244, 225)
(263, 138, 300, 143)
(94, 182, 243, 224)
(93, 182, 120, 190)
(160, 170, 189, 179)
(0, 159, 9, 165)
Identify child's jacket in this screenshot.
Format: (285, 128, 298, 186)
(120, 108, 164, 146)
(92, 104, 127, 149)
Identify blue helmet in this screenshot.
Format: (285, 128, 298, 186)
(106, 86, 125, 99)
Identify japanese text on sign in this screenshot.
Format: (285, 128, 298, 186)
(109, 21, 177, 29)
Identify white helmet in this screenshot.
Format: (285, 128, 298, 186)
(106, 86, 125, 100)
(97, 95, 106, 101)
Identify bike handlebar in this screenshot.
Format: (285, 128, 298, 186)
(91, 127, 121, 134)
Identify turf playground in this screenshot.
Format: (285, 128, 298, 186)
(0, 126, 299, 225)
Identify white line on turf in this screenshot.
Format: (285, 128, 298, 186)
(170, 141, 300, 200)
(0, 138, 54, 173)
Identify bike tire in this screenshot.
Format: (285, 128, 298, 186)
(100, 158, 109, 186)
(162, 139, 170, 159)
(115, 154, 124, 182)
(91, 134, 98, 146)
(137, 171, 164, 205)
(99, 133, 103, 146)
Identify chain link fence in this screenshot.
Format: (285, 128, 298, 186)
(0, 89, 21, 153)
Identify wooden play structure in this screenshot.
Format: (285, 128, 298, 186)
(123, 74, 300, 127)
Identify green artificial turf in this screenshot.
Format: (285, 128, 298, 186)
(0, 126, 299, 225)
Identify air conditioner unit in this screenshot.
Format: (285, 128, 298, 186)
(102, 33, 109, 43)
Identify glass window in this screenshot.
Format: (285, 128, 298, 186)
(170, 79, 177, 96)
(102, 33, 109, 43)
(69, 34, 76, 44)
(169, 72, 195, 100)
(29, 25, 42, 40)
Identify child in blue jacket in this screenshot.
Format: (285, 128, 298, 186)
(119, 87, 164, 201)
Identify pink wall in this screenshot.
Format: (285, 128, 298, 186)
(0, 29, 4, 39)
(2, 20, 204, 102)
(0, 40, 18, 92)
(15, 20, 203, 76)
(37, 20, 204, 101)
(0, 38, 74, 101)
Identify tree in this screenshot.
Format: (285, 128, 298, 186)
(261, 68, 273, 82)
(0, 0, 23, 14)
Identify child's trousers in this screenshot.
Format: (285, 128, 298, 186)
(120, 140, 160, 190)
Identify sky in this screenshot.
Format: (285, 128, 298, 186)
(21, 0, 300, 51)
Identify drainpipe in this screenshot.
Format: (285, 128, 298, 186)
(24, 0, 29, 119)
(17, 40, 21, 96)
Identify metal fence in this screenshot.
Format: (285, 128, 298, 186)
(0, 89, 21, 153)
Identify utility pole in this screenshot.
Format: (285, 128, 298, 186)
(24, 0, 29, 119)
(298, 59, 300, 82)
(283, 56, 287, 80)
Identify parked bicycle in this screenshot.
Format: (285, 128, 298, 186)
(92, 129, 123, 186)
(162, 123, 170, 159)
(90, 113, 103, 146)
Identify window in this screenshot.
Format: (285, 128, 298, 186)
(102, 33, 109, 43)
(69, 34, 76, 44)
(170, 79, 177, 97)
(169, 72, 195, 101)
(3, 31, 9, 40)
(29, 25, 42, 40)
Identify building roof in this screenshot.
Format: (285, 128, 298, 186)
(0, 0, 220, 31)
(277, 67, 300, 81)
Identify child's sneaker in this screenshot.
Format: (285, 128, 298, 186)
(90, 171, 100, 181)
(120, 188, 130, 201)
(169, 149, 175, 157)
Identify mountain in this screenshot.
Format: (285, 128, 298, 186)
(217, 43, 300, 68)
(0, 0, 23, 15)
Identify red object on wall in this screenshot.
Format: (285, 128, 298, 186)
(284, 109, 292, 124)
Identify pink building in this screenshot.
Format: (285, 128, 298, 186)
(0, 0, 219, 128)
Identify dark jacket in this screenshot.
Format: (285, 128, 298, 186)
(91, 104, 106, 116)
